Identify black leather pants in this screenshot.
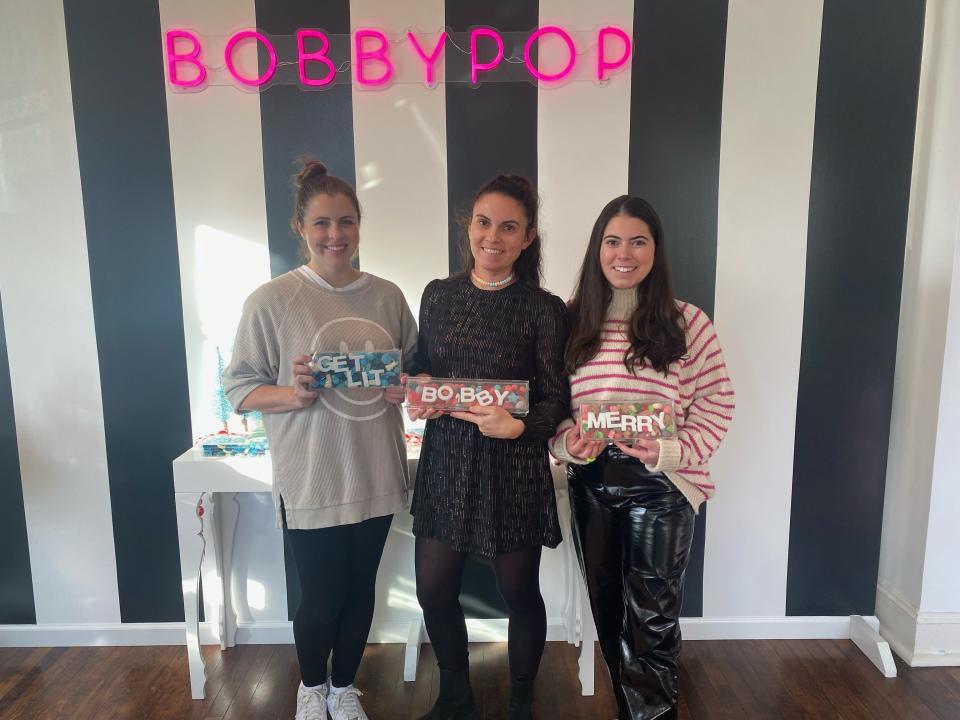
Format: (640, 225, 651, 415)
(568, 448, 695, 720)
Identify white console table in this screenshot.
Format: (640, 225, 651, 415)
(172, 447, 597, 700)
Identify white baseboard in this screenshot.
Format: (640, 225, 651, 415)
(876, 583, 960, 667)
(678, 615, 860, 640)
(876, 583, 919, 663)
(1, 615, 868, 648)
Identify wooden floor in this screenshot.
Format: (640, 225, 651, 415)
(1, 640, 958, 719)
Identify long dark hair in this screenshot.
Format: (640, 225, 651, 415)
(455, 174, 543, 289)
(565, 195, 686, 375)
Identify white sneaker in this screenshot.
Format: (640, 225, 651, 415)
(294, 681, 328, 720)
(327, 685, 368, 720)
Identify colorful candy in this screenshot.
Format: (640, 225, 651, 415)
(200, 433, 269, 457)
(309, 349, 402, 390)
(578, 401, 676, 443)
(405, 377, 530, 416)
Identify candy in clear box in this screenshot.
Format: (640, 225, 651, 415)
(578, 401, 676, 444)
(201, 433, 269, 457)
(405, 377, 530, 416)
(309, 349, 402, 390)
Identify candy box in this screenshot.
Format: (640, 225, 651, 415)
(578, 401, 676, 444)
(309, 349, 402, 390)
(405, 377, 530, 416)
(201, 433, 269, 457)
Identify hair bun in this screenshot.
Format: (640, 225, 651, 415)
(293, 158, 329, 189)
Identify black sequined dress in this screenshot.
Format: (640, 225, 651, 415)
(410, 276, 570, 557)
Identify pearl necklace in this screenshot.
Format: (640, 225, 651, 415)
(471, 271, 515, 288)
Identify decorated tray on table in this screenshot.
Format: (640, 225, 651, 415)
(578, 401, 676, 444)
(200, 432, 269, 457)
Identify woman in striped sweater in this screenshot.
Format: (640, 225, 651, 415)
(549, 196, 734, 720)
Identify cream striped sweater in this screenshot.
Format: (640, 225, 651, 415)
(549, 288, 735, 512)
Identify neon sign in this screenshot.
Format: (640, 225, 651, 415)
(165, 26, 633, 91)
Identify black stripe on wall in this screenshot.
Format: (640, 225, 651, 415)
(445, 0, 538, 274)
(254, 0, 355, 619)
(257, 0, 356, 280)
(63, 0, 192, 623)
(0, 293, 36, 624)
(627, 0, 728, 618)
(444, 0, 539, 616)
(786, 0, 925, 616)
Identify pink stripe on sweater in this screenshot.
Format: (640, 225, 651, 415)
(703, 397, 735, 409)
(572, 373, 647, 387)
(684, 333, 717, 367)
(678, 468, 709, 476)
(691, 403, 734, 422)
(571, 387, 674, 402)
(680, 363, 726, 385)
(694, 413, 728, 435)
(580, 359, 679, 379)
(685, 432, 707, 460)
(685, 419, 723, 446)
(679, 437, 698, 463)
(693, 376, 732, 394)
(569, 373, 677, 395)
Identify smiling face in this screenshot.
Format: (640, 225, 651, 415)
(468, 192, 534, 282)
(599, 213, 656, 290)
(298, 192, 361, 283)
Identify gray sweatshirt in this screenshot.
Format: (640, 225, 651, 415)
(223, 270, 418, 529)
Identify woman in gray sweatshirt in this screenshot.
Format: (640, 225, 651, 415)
(223, 160, 417, 720)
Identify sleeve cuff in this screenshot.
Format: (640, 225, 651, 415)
(548, 422, 592, 465)
(646, 437, 681, 473)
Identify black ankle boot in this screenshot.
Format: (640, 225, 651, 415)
(419, 667, 478, 720)
(506, 677, 535, 719)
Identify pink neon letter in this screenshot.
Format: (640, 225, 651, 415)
(224, 30, 277, 87)
(166, 29, 207, 88)
(297, 30, 336, 87)
(407, 31, 447, 87)
(470, 28, 504, 85)
(354, 29, 394, 88)
(523, 25, 576, 83)
(597, 26, 632, 81)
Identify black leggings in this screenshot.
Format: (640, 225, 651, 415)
(284, 513, 392, 687)
(415, 537, 546, 681)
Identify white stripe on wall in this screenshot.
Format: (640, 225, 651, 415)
(538, 0, 634, 303)
(159, 0, 287, 624)
(0, 0, 121, 623)
(704, 0, 823, 616)
(349, 0, 449, 321)
(159, 0, 273, 442)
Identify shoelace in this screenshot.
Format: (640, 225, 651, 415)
(297, 687, 327, 720)
(332, 687, 364, 719)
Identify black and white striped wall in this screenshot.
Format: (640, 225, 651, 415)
(2, 0, 953, 648)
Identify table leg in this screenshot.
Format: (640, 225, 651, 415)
(404, 620, 425, 682)
(217, 492, 240, 648)
(175, 491, 207, 700)
(577, 574, 597, 696)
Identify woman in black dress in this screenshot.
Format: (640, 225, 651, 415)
(409, 175, 569, 720)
